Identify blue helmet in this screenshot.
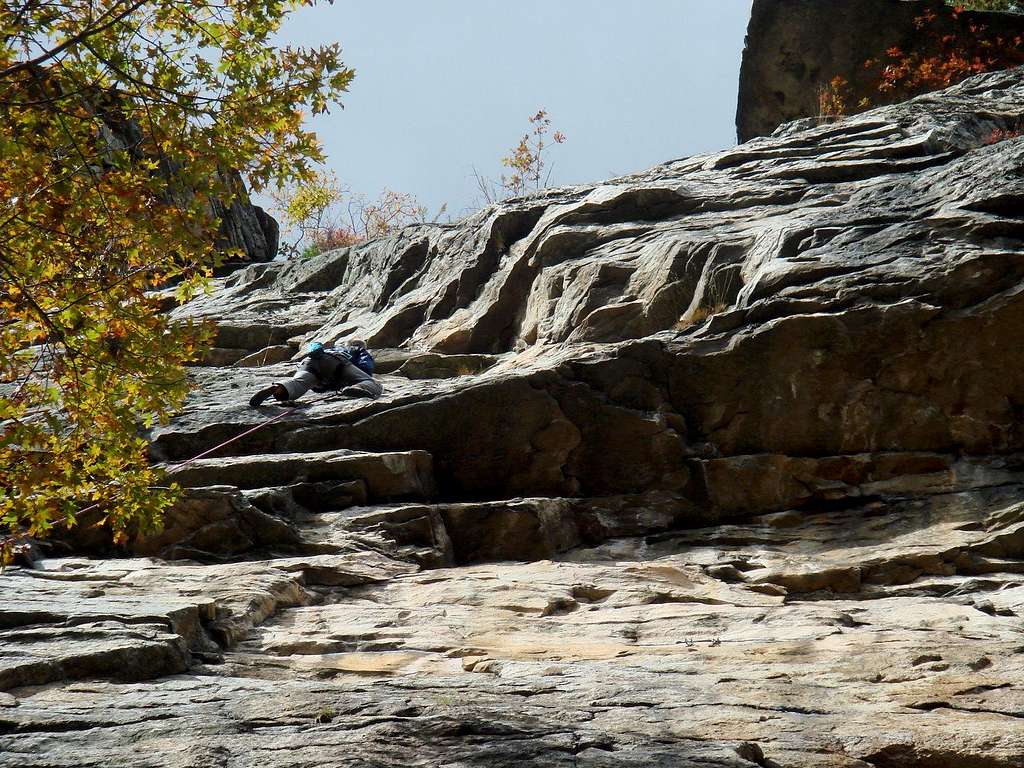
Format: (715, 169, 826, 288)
(308, 341, 325, 353)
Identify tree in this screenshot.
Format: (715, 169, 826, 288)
(0, 0, 353, 563)
(271, 168, 352, 257)
(349, 189, 429, 242)
(474, 109, 567, 204)
(271, 170, 430, 259)
(951, 1, 1020, 11)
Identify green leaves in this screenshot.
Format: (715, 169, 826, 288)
(0, 0, 350, 562)
(950, 1, 1020, 10)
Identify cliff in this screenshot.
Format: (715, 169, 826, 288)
(737, 0, 1024, 141)
(95, 91, 279, 269)
(3, 68, 1024, 768)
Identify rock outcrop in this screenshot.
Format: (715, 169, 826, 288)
(210, 170, 280, 271)
(737, 0, 1024, 141)
(96, 97, 278, 269)
(5, 69, 1024, 767)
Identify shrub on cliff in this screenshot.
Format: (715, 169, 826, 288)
(821, 4, 1023, 118)
(0, 0, 353, 561)
(272, 171, 430, 259)
(474, 109, 567, 204)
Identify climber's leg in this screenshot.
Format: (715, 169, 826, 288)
(338, 362, 383, 399)
(249, 382, 288, 408)
(250, 355, 326, 407)
(275, 369, 319, 401)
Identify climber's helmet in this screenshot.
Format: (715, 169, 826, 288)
(308, 341, 326, 358)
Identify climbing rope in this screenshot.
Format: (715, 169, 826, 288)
(0, 391, 343, 564)
(171, 400, 304, 470)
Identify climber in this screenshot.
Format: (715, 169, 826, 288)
(249, 339, 382, 407)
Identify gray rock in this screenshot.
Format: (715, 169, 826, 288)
(164, 448, 436, 500)
(132, 486, 303, 561)
(8, 484, 1024, 765)
(232, 344, 297, 367)
(9, 69, 1024, 767)
(210, 171, 279, 270)
(394, 351, 499, 379)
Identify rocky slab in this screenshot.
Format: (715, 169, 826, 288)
(7, 69, 1024, 767)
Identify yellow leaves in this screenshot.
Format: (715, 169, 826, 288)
(276, 170, 343, 229)
(1, 0, 350, 552)
(487, 109, 568, 201)
(328, 69, 355, 92)
(0, 399, 25, 421)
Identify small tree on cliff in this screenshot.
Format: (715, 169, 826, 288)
(474, 109, 567, 204)
(0, 1, 353, 562)
(271, 170, 429, 258)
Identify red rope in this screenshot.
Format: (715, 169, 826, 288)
(169, 403, 302, 470)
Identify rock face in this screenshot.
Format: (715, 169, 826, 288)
(97, 101, 278, 268)
(736, 0, 1024, 142)
(210, 170, 280, 271)
(5, 69, 1024, 767)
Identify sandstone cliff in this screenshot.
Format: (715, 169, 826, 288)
(4, 69, 1024, 767)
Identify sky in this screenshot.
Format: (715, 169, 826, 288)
(274, 1, 753, 219)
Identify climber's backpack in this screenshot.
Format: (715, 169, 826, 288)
(348, 347, 375, 375)
(306, 342, 374, 377)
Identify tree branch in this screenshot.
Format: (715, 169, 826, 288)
(0, 0, 149, 80)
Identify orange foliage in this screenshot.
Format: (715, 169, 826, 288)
(984, 126, 1024, 145)
(823, 7, 1023, 119)
(867, 8, 1024, 102)
(818, 75, 855, 117)
(310, 226, 364, 252)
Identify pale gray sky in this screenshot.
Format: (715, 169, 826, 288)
(277, 1, 752, 217)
